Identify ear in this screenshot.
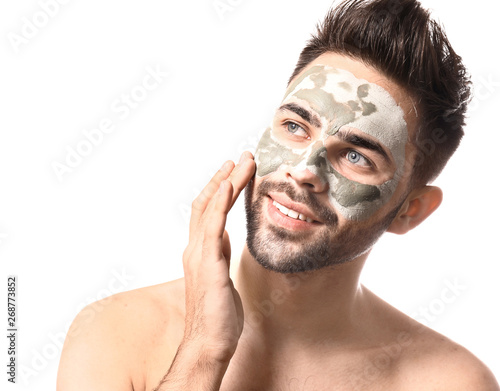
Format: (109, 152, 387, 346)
(387, 186, 443, 235)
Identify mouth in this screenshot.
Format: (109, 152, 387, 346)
(272, 199, 315, 223)
(265, 195, 322, 231)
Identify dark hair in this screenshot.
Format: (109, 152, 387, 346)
(288, 0, 471, 187)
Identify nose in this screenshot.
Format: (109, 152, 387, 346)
(286, 143, 329, 193)
(286, 166, 328, 193)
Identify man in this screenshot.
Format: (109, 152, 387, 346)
(57, 0, 499, 390)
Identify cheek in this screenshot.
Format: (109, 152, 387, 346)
(254, 128, 397, 221)
(325, 168, 398, 221)
(254, 128, 307, 177)
(327, 169, 381, 220)
(331, 174, 381, 207)
(303, 142, 393, 221)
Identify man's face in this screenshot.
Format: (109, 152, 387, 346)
(245, 53, 417, 273)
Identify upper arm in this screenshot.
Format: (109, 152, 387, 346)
(401, 341, 499, 391)
(452, 359, 500, 391)
(56, 297, 135, 391)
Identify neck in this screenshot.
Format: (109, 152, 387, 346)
(234, 245, 369, 348)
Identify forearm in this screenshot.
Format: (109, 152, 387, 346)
(154, 342, 231, 391)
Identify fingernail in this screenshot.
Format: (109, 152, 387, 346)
(239, 153, 247, 164)
(222, 161, 232, 172)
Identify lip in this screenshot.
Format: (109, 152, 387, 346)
(265, 194, 322, 231)
(268, 192, 322, 223)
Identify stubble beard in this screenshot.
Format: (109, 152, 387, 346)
(244, 178, 401, 274)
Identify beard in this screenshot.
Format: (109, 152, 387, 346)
(244, 178, 402, 274)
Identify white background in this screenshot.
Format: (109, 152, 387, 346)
(1, 0, 498, 388)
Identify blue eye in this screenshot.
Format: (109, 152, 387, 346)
(287, 122, 304, 134)
(347, 151, 361, 163)
(346, 150, 371, 167)
(283, 121, 309, 139)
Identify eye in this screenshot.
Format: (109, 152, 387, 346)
(285, 121, 309, 138)
(345, 150, 371, 167)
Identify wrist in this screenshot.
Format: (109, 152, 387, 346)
(179, 337, 236, 367)
(155, 341, 232, 391)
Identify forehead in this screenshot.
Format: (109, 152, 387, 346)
(281, 64, 409, 155)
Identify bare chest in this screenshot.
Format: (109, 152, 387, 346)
(218, 347, 401, 391)
(142, 342, 400, 391)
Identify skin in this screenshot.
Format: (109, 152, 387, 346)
(254, 65, 408, 221)
(57, 53, 499, 391)
(245, 64, 412, 273)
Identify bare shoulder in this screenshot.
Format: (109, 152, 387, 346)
(380, 308, 500, 391)
(398, 327, 499, 391)
(362, 288, 498, 390)
(57, 278, 186, 391)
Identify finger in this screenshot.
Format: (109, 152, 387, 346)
(197, 154, 253, 229)
(222, 230, 231, 266)
(190, 160, 234, 239)
(198, 154, 254, 234)
(202, 180, 234, 261)
(227, 152, 256, 208)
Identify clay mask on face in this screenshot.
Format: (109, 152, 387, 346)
(254, 65, 408, 221)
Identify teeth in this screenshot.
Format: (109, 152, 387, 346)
(273, 200, 314, 223)
(273, 200, 289, 215)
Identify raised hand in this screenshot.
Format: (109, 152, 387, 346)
(183, 151, 255, 359)
(155, 152, 255, 390)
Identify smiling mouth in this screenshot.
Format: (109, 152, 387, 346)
(272, 200, 316, 223)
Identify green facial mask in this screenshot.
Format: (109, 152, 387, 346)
(254, 65, 408, 221)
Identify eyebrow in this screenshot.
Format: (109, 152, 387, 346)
(278, 103, 322, 128)
(336, 128, 391, 164)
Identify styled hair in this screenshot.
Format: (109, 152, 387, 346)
(289, 0, 471, 187)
